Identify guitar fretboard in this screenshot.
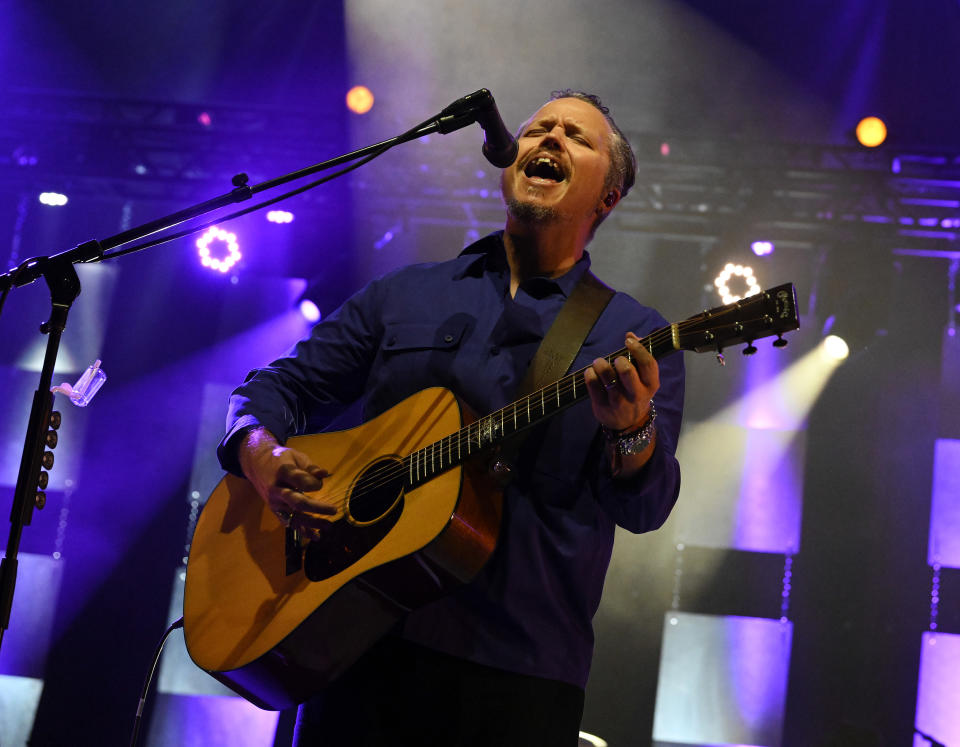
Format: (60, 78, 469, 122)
(403, 325, 680, 489)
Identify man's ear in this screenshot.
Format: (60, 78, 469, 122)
(598, 189, 621, 214)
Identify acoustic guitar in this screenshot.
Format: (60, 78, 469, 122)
(183, 283, 799, 709)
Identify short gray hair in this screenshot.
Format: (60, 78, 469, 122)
(550, 90, 637, 200)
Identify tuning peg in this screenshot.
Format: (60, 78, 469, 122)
(773, 335, 788, 348)
(41, 451, 54, 470)
(49, 411, 62, 429)
(46, 431, 59, 449)
(35, 491, 46, 510)
(742, 342, 758, 356)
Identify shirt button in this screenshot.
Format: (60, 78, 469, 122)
(443, 334, 454, 344)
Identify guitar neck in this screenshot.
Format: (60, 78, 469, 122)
(404, 325, 680, 489)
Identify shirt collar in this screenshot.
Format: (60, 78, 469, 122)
(455, 230, 593, 298)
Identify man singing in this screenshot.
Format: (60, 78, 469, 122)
(218, 90, 684, 746)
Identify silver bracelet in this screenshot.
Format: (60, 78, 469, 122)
(604, 401, 657, 457)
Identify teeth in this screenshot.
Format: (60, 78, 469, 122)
(525, 156, 564, 180)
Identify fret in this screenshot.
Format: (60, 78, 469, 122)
(572, 374, 576, 398)
(556, 382, 560, 408)
(501, 408, 504, 435)
(467, 425, 472, 454)
(513, 404, 517, 431)
(458, 433, 462, 460)
(541, 389, 545, 415)
(431, 443, 435, 474)
(526, 397, 530, 422)
(408, 455, 413, 485)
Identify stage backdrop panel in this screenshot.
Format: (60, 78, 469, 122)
(928, 438, 960, 569)
(653, 611, 792, 747)
(913, 632, 960, 747)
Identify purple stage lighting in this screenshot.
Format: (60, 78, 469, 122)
(196, 226, 241, 274)
(38, 192, 68, 206)
(751, 240, 774, 256)
(299, 299, 321, 323)
(266, 210, 294, 224)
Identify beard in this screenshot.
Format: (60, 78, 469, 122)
(505, 195, 559, 224)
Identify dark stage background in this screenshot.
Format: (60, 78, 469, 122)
(1, 2, 959, 746)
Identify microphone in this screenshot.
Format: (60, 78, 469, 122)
(437, 89, 518, 168)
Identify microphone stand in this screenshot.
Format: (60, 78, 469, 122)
(0, 95, 484, 651)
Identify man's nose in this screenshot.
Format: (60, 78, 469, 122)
(540, 127, 564, 149)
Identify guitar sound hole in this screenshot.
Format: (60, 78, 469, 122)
(348, 456, 405, 525)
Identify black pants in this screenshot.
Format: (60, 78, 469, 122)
(293, 636, 585, 747)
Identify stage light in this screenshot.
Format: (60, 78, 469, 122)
(714, 262, 761, 304)
(38, 192, 68, 206)
(346, 85, 375, 115)
(751, 240, 774, 257)
(266, 210, 294, 224)
(196, 226, 241, 273)
(298, 299, 321, 323)
(856, 116, 887, 148)
(374, 224, 401, 250)
(822, 334, 850, 361)
(297, 277, 331, 323)
(198, 111, 212, 127)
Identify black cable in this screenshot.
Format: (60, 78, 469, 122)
(129, 616, 184, 747)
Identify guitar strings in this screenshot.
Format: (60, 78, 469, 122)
(290, 301, 778, 516)
(292, 305, 764, 514)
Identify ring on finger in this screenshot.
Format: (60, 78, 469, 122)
(275, 510, 293, 526)
(604, 377, 618, 390)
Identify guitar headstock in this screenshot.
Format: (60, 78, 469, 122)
(676, 283, 800, 354)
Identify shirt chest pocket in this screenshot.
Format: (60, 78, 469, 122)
(376, 320, 472, 397)
(381, 320, 469, 353)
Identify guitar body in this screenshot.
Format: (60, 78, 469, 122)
(183, 387, 503, 710)
(182, 283, 801, 711)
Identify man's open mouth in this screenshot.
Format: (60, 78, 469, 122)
(523, 156, 566, 182)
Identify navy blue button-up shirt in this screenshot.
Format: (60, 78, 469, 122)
(219, 231, 684, 688)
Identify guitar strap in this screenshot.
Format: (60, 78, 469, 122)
(493, 270, 615, 480)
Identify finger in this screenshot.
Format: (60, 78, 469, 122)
(276, 462, 325, 492)
(306, 465, 330, 481)
(611, 356, 640, 401)
(584, 367, 608, 403)
(279, 486, 337, 515)
(589, 357, 620, 391)
(625, 334, 659, 391)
